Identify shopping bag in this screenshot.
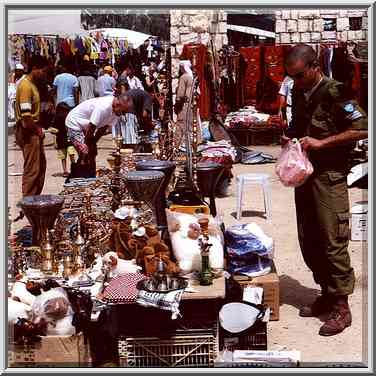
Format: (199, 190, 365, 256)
(275, 139, 314, 187)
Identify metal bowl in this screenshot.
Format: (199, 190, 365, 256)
(137, 276, 188, 293)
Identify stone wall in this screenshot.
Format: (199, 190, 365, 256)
(274, 9, 368, 44)
(170, 9, 228, 103)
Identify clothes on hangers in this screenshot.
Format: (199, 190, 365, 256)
(240, 46, 261, 105)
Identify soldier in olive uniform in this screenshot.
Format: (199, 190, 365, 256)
(282, 44, 368, 336)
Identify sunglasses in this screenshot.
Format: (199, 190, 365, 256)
(290, 70, 306, 80)
(289, 62, 315, 80)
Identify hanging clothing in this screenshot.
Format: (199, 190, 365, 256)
(240, 46, 261, 105)
(180, 44, 211, 121)
(257, 45, 285, 114)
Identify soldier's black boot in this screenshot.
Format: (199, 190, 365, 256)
(299, 294, 333, 317)
(319, 296, 352, 336)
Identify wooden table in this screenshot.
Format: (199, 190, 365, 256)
(182, 276, 226, 300)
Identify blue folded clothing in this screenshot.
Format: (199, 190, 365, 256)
(225, 224, 269, 258)
(227, 256, 272, 278)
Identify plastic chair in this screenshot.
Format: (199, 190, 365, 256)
(236, 173, 272, 221)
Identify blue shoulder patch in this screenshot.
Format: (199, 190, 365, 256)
(344, 103, 355, 113)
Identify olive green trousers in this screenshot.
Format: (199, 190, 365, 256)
(294, 170, 355, 296)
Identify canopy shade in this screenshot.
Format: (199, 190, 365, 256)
(89, 28, 151, 48)
(8, 9, 88, 37)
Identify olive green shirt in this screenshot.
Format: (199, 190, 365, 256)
(286, 76, 368, 170)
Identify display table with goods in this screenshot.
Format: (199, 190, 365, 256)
(8, 98, 280, 367)
(7, 141, 231, 367)
(224, 106, 282, 146)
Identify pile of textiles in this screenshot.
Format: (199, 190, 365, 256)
(199, 140, 237, 163)
(225, 223, 274, 278)
(199, 140, 236, 195)
(224, 106, 281, 130)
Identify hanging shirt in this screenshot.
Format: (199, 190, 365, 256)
(53, 72, 79, 108)
(97, 73, 116, 96)
(65, 95, 119, 132)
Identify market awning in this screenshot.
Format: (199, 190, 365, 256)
(227, 24, 276, 39)
(89, 28, 152, 49)
(7, 9, 88, 37)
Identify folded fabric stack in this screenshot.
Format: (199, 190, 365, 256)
(136, 289, 185, 320)
(224, 106, 270, 130)
(225, 223, 273, 278)
(199, 140, 236, 190)
(199, 140, 237, 163)
(224, 106, 283, 130)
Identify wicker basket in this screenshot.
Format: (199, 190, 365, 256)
(118, 329, 218, 368)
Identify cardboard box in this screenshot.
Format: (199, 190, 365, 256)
(235, 262, 280, 321)
(8, 334, 91, 367)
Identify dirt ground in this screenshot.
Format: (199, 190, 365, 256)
(7, 132, 368, 367)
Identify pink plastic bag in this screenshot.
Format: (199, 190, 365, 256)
(275, 139, 314, 187)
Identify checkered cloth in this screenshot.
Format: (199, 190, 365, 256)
(102, 273, 147, 304)
(136, 289, 185, 320)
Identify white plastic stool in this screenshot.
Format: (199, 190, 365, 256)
(236, 173, 272, 221)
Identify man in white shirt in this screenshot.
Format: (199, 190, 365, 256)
(126, 65, 144, 90)
(278, 75, 294, 129)
(65, 94, 133, 173)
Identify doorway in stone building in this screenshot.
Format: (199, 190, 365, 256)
(227, 12, 276, 47)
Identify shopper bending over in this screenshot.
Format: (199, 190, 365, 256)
(65, 94, 133, 177)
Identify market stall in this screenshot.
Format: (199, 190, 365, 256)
(7, 8, 368, 369)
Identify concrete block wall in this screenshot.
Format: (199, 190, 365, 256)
(275, 9, 368, 44)
(170, 9, 228, 109)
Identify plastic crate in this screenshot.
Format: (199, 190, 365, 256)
(219, 321, 267, 352)
(118, 330, 218, 368)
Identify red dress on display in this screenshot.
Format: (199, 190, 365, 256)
(240, 46, 262, 105)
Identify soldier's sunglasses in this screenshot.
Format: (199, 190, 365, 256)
(289, 62, 315, 80)
(290, 69, 307, 80)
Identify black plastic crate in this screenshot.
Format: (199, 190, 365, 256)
(219, 321, 267, 351)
